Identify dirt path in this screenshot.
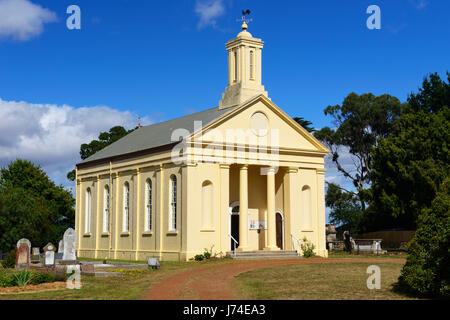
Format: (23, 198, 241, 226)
(143, 258, 406, 300)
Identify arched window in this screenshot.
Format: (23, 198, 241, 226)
(169, 175, 177, 231)
(302, 186, 312, 229)
(85, 188, 92, 233)
(249, 50, 254, 79)
(123, 182, 130, 232)
(104, 185, 110, 233)
(145, 179, 152, 232)
(201, 181, 213, 229)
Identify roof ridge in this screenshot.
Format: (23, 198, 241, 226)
(141, 105, 219, 129)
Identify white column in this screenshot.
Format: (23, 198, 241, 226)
(94, 175, 101, 259)
(317, 168, 327, 257)
(265, 167, 280, 250)
(237, 165, 249, 251)
(134, 169, 141, 260)
(220, 164, 230, 253)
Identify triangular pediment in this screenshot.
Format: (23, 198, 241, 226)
(188, 95, 329, 154)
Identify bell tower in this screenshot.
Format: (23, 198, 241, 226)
(219, 16, 268, 109)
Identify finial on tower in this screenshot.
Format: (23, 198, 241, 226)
(238, 9, 252, 30)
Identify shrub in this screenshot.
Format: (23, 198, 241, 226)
(31, 272, 56, 285)
(396, 178, 450, 298)
(194, 254, 204, 261)
(12, 269, 34, 287)
(300, 238, 316, 258)
(0, 271, 14, 288)
(1, 250, 16, 269)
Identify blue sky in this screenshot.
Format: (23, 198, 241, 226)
(0, 0, 449, 222)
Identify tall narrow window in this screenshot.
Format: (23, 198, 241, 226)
(146, 179, 152, 232)
(234, 50, 238, 82)
(85, 188, 92, 233)
(123, 182, 130, 232)
(249, 50, 254, 79)
(169, 175, 177, 231)
(104, 185, 110, 233)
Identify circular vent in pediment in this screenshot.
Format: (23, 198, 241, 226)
(250, 111, 269, 136)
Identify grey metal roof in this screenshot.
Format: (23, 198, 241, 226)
(79, 105, 235, 165)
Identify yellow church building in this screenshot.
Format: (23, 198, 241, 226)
(75, 21, 329, 261)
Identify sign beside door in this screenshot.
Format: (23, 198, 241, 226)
(249, 220, 267, 230)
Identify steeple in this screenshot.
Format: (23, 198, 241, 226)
(219, 14, 268, 109)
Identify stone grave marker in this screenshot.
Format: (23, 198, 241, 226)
(31, 247, 40, 263)
(15, 238, 31, 270)
(62, 228, 77, 263)
(58, 240, 64, 253)
(44, 243, 56, 267)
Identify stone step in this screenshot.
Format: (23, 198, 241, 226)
(226, 250, 298, 256)
(226, 250, 301, 260)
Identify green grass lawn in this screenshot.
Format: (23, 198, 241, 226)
(0, 259, 233, 300)
(0, 255, 413, 300)
(233, 260, 416, 300)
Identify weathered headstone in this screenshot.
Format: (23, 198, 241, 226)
(44, 243, 56, 267)
(58, 240, 64, 253)
(15, 239, 31, 270)
(31, 247, 40, 263)
(62, 228, 77, 263)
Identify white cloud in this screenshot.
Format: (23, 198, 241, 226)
(409, 0, 429, 10)
(0, 0, 57, 41)
(0, 97, 152, 188)
(324, 146, 359, 192)
(195, 0, 225, 29)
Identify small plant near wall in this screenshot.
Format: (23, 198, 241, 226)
(300, 238, 316, 258)
(194, 254, 204, 261)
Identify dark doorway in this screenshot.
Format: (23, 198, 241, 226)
(276, 212, 283, 249)
(231, 206, 240, 250)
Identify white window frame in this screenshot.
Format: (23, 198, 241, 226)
(169, 176, 177, 231)
(104, 185, 110, 233)
(123, 182, 130, 232)
(85, 188, 92, 233)
(145, 179, 152, 232)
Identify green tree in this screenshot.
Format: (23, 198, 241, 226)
(396, 177, 450, 298)
(293, 117, 315, 133)
(0, 160, 75, 253)
(315, 93, 404, 212)
(371, 73, 450, 230)
(406, 72, 450, 114)
(67, 126, 135, 181)
(326, 183, 363, 234)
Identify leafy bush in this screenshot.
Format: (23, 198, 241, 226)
(194, 254, 204, 261)
(12, 269, 34, 287)
(1, 250, 16, 269)
(396, 178, 450, 298)
(31, 272, 56, 285)
(0, 270, 14, 288)
(300, 238, 316, 258)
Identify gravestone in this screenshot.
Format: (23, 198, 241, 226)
(43, 243, 56, 267)
(62, 228, 77, 263)
(31, 247, 40, 263)
(343, 231, 356, 253)
(15, 239, 31, 270)
(58, 240, 64, 253)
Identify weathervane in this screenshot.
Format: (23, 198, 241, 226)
(238, 9, 252, 26)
